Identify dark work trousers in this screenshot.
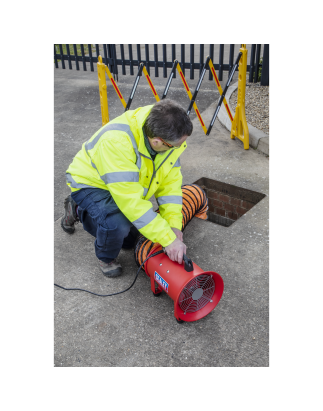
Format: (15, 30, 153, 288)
(71, 188, 139, 263)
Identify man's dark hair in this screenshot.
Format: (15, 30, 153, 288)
(143, 100, 193, 143)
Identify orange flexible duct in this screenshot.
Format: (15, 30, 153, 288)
(134, 184, 208, 269)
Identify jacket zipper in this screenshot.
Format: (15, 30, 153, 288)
(139, 150, 174, 194)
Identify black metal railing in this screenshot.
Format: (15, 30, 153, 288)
(54, 44, 269, 85)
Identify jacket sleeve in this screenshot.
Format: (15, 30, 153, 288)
(154, 159, 183, 231)
(92, 136, 177, 247)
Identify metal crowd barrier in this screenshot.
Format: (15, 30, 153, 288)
(97, 45, 250, 149)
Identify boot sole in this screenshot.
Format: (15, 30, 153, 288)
(61, 218, 75, 234)
(101, 267, 122, 278)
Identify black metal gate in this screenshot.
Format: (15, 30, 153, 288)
(54, 44, 269, 86)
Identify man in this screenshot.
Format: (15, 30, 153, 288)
(61, 99, 192, 277)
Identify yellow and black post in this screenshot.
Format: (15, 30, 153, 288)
(231, 44, 249, 149)
(97, 55, 109, 125)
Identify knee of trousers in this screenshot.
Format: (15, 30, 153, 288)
(96, 212, 132, 248)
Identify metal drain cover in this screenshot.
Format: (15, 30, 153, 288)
(192, 288, 203, 300)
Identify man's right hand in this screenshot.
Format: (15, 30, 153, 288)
(164, 237, 187, 265)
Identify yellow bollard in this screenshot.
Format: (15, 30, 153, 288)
(97, 55, 109, 125)
(231, 44, 249, 149)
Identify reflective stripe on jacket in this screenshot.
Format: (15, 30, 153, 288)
(65, 105, 187, 247)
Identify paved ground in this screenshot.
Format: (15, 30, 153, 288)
(54, 64, 269, 367)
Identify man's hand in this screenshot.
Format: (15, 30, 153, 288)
(171, 227, 183, 242)
(164, 237, 187, 265)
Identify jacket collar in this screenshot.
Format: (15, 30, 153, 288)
(134, 105, 154, 158)
(142, 126, 158, 158)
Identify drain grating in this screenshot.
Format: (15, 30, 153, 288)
(194, 177, 266, 227)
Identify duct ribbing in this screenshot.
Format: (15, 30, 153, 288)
(134, 184, 208, 270)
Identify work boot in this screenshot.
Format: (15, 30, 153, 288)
(61, 195, 79, 234)
(99, 259, 122, 277)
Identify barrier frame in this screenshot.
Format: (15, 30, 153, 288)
(97, 48, 249, 149)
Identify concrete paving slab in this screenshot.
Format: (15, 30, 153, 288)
(54, 70, 269, 366)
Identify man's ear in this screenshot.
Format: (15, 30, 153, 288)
(150, 138, 159, 147)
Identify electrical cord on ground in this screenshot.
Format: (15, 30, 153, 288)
(54, 250, 163, 297)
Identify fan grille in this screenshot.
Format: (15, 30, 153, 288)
(178, 274, 215, 314)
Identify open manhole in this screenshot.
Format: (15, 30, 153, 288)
(194, 177, 266, 227)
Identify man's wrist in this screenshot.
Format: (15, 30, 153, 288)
(158, 229, 177, 248)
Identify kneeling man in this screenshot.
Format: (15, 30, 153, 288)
(61, 100, 192, 277)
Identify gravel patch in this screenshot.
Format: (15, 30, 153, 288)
(230, 83, 269, 135)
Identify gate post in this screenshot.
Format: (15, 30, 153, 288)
(97, 55, 109, 125)
(231, 44, 249, 149)
(261, 44, 269, 86)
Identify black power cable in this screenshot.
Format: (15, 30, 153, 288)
(54, 250, 163, 297)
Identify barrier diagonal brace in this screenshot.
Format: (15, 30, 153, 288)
(142, 65, 160, 102)
(206, 52, 242, 136)
(187, 56, 210, 115)
(104, 63, 127, 109)
(161, 60, 178, 100)
(125, 63, 144, 111)
(209, 59, 233, 122)
(176, 61, 207, 134)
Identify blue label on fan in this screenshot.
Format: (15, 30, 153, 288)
(154, 271, 169, 293)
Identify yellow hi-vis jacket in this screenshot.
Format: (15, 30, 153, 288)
(65, 105, 187, 248)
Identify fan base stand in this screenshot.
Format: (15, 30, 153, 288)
(176, 318, 185, 324)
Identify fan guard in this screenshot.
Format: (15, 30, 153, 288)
(178, 274, 215, 314)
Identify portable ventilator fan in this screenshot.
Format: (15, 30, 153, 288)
(134, 184, 224, 323)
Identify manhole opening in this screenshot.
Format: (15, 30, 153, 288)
(194, 177, 266, 227)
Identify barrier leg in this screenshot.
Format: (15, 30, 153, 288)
(231, 45, 249, 149)
(97, 55, 109, 125)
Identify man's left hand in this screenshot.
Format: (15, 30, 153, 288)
(171, 227, 183, 242)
